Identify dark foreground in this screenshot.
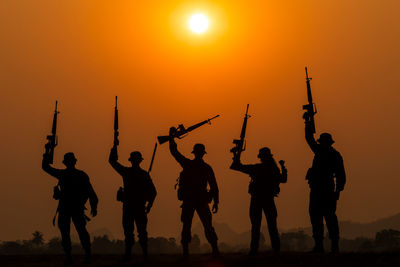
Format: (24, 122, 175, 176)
(1, 252, 400, 267)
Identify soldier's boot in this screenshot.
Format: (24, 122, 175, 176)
(309, 239, 324, 253)
(211, 242, 220, 258)
(83, 248, 91, 264)
(182, 243, 189, 258)
(64, 252, 73, 266)
(331, 239, 339, 254)
(122, 243, 132, 262)
(140, 242, 148, 260)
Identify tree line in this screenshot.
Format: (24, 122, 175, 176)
(2, 229, 400, 255)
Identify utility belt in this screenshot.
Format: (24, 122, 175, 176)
(52, 183, 90, 226)
(177, 188, 213, 203)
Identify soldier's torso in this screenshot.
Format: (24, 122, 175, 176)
(248, 163, 280, 198)
(309, 147, 341, 190)
(58, 169, 89, 211)
(122, 167, 149, 204)
(180, 160, 211, 201)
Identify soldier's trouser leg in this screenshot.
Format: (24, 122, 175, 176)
(58, 213, 72, 255)
(263, 199, 280, 252)
(324, 192, 339, 250)
(72, 212, 91, 254)
(196, 203, 218, 246)
(134, 208, 148, 256)
(122, 205, 135, 256)
(181, 203, 195, 254)
(309, 191, 324, 249)
(249, 198, 263, 252)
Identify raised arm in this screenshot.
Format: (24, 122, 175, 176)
(305, 121, 318, 153)
(169, 132, 189, 168)
(42, 153, 62, 179)
(108, 147, 126, 176)
(230, 158, 253, 175)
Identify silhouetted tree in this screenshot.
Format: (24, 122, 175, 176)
(47, 237, 63, 253)
(375, 229, 400, 251)
(31, 231, 44, 246)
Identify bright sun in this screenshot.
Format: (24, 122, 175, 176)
(189, 14, 209, 34)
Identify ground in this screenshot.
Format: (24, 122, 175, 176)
(1, 253, 400, 266)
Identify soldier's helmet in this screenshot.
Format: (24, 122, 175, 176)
(129, 151, 143, 162)
(317, 133, 335, 145)
(63, 152, 77, 165)
(258, 147, 272, 158)
(192, 143, 207, 155)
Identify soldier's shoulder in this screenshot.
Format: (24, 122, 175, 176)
(76, 169, 89, 179)
(331, 147, 343, 157)
(203, 161, 214, 170)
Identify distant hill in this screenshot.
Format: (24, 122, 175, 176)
(192, 213, 400, 245)
(287, 213, 400, 239)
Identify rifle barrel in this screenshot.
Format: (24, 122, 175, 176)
(148, 142, 158, 173)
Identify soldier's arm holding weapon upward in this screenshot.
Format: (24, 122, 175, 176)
(168, 127, 190, 167)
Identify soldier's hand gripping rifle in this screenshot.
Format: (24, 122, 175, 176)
(230, 104, 250, 161)
(113, 96, 119, 149)
(157, 115, 220, 144)
(302, 67, 317, 133)
(45, 101, 59, 164)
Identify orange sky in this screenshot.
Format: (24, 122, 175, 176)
(1, 0, 400, 241)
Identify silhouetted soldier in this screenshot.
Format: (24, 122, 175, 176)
(168, 127, 219, 257)
(230, 147, 287, 255)
(42, 152, 98, 265)
(303, 113, 346, 253)
(109, 147, 157, 261)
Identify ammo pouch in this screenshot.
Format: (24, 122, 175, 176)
(116, 187, 125, 202)
(53, 183, 61, 200)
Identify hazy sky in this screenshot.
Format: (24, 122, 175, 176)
(1, 0, 400, 241)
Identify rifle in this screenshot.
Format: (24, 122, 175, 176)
(148, 142, 158, 173)
(45, 101, 59, 164)
(157, 115, 220, 144)
(230, 104, 250, 160)
(113, 96, 119, 148)
(302, 67, 317, 133)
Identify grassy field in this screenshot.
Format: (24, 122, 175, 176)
(1, 252, 400, 266)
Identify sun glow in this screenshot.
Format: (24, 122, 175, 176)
(189, 14, 209, 34)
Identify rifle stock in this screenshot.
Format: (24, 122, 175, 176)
(157, 135, 170, 145)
